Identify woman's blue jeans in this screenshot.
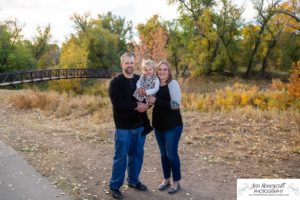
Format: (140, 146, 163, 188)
(154, 126, 183, 181)
(109, 126, 145, 189)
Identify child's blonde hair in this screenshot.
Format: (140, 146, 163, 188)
(142, 59, 156, 70)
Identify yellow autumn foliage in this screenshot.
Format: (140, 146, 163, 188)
(182, 80, 299, 112)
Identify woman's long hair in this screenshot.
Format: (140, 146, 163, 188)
(157, 60, 173, 84)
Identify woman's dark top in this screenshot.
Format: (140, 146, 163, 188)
(152, 84, 183, 132)
(109, 73, 144, 129)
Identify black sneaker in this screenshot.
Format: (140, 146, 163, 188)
(128, 182, 147, 191)
(110, 189, 123, 199)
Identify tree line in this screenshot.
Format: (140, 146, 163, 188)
(0, 0, 299, 79)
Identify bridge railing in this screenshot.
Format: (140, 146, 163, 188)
(0, 68, 112, 86)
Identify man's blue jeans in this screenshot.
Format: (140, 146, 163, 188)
(109, 126, 145, 189)
(154, 126, 183, 181)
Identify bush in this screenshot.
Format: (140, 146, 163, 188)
(288, 61, 300, 98)
(182, 81, 299, 112)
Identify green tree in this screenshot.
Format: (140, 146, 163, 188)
(86, 26, 119, 69)
(271, 0, 300, 72)
(60, 36, 88, 69)
(168, 0, 243, 76)
(61, 12, 128, 70)
(37, 44, 60, 68)
(71, 12, 92, 32)
(245, 0, 281, 78)
(171, 0, 214, 74)
(97, 12, 133, 53)
(164, 19, 188, 77)
(212, 0, 242, 76)
(0, 20, 35, 72)
(31, 25, 51, 61)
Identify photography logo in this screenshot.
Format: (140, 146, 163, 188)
(237, 179, 300, 200)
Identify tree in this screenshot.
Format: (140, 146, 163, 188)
(274, 0, 300, 22)
(60, 36, 88, 69)
(168, 0, 243, 76)
(0, 20, 35, 72)
(31, 25, 51, 60)
(136, 15, 168, 63)
(245, 0, 281, 78)
(97, 12, 133, 54)
(71, 12, 92, 32)
(164, 19, 187, 77)
(37, 44, 60, 68)
(86, 26, 120, 69)
(239, 0, 299, 77)
(169, 0, 219, 75)
(61, 12, 128, 70)
(212, 0, 242, 76)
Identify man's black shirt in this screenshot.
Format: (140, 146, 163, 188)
(109, 73, 144, 129)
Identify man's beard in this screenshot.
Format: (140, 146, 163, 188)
(125, 67, 133, 74)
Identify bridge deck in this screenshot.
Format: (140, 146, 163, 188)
(0, 69, 112, 86)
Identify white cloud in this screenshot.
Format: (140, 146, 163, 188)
(233, 0, 256, 21)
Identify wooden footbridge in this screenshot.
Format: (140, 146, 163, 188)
(0, 68, 112, 86)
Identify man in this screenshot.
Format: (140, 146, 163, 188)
(108, 52, 148, 199)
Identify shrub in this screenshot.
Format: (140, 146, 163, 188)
(182, 81, 299, 112)
(288, 61, 300, 98)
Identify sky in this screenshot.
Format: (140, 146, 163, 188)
(0, 0, 256, 45)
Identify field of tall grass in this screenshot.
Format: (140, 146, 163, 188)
(8, 89, 112, 123)
(7, 77, 299, 120)
(181, 79, 300, 112)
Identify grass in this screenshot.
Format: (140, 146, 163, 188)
(181, 79, 300, 112)
(9, 89, 112, 123)
(8, 78, 300, 117)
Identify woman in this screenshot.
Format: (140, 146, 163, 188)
(147, 60, 183, 194)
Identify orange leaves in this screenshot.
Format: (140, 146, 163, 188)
(135, 15, 168, 64)
(288, 60, 300, 98)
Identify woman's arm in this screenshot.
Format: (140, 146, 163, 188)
(168, 80, 181, 110)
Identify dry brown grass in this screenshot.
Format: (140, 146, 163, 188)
(9, 90, 60, 110)
(8, 76, 300, 122)
(9, 90, 112, 122)
(183, 108, 300, 178)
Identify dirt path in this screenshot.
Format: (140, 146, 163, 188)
(0, 91, 299, 200)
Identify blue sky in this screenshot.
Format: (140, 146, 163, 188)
(0, 0, 255, 44)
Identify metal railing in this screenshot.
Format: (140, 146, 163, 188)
(0, 68, 112, 86)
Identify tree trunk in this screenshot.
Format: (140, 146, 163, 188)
(172, 51, 180, 78)
(181, 65, 188, 77)
(260, 40, 277, 76)
(206, 40, 220, 75)
(220, 37, 237, 77)
(245, 24, 266, 78)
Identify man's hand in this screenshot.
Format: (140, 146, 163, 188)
(135, 102, 148, 112)
(147, 96, 156, 105)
